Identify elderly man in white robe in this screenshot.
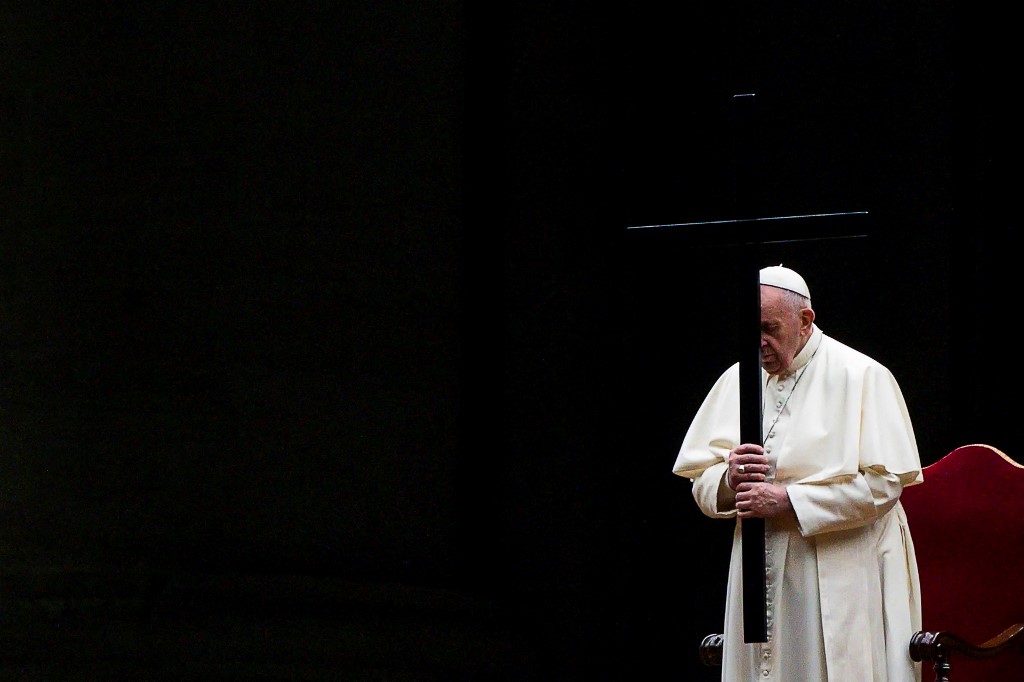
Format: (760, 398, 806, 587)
(673, 265, 923, 682)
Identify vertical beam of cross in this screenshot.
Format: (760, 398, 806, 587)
(625, 95, 870, 646)
(733, 92, 768, 643)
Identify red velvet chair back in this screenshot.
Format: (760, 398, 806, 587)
(900, 444, 1024, 682)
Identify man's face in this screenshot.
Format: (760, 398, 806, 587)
(759, 285, 810, 376)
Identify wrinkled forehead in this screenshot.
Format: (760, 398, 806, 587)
(760, 286, 801, 322)
(759, 284, 789, 307)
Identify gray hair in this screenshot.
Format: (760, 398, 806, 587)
(778, 288, 811, 313)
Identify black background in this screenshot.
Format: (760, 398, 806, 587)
(0, 2, 1017, 680)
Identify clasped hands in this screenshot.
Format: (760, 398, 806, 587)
(728, 443, 792, 520)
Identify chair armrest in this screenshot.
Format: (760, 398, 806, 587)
(910, 624, 1024, 682)
(910, 623, 1024, 662)
(699, 633, 724, 667)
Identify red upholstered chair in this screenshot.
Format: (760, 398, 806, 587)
(902, 444, 1024, 682)
(698, 444, 1024, 681)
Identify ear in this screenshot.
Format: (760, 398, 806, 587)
(800, 307, 815, 331)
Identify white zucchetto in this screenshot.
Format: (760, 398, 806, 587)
(760, 264, 811, 300)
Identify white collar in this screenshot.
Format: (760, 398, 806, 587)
(785, 325, 823, 376)
(774, 323, 823, 376)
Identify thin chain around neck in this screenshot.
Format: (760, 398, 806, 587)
(762, 345, 819, 444)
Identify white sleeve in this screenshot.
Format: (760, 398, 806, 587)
(690, 461, 738, 518)
(788, 467, 903, 537)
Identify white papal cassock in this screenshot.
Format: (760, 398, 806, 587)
(673, 325, 923, 682)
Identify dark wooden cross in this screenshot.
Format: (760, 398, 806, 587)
(627, 93, 869, 643)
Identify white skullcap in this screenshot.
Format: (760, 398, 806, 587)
(760, 264, 811, 299)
